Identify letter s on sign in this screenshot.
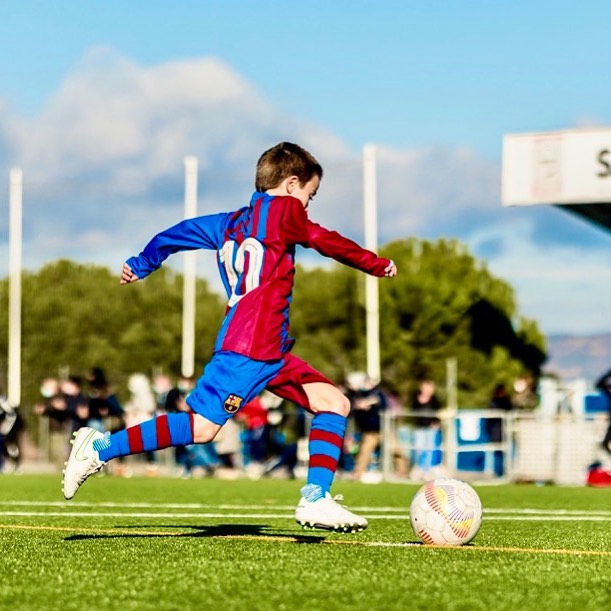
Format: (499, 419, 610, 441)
(597, 149, 611, 178)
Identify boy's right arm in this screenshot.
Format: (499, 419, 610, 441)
(121, 212, 231, 283)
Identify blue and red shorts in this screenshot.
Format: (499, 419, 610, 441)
(186, 351, 333, 425)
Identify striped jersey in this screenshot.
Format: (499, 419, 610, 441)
(126, 192, 391, 361)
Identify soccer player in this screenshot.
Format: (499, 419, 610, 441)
(62, 142, 397, 533)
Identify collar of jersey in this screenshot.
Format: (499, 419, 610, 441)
(250, 191, 273, 207)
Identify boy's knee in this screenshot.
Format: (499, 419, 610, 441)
(192, 414, 222, 444)
(310, 389, 350, 417)
(334, 394, 351, 417)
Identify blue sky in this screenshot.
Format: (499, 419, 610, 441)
(1, 1, 610, 343)
(4, 1, 609, 154)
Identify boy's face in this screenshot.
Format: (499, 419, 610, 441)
(289, 175, 320, 210)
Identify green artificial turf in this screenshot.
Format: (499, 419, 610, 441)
(0, 474, 609, 610)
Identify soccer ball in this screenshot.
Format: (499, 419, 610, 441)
(409, 478, 482, 546)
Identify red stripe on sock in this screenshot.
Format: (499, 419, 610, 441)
(156, 414, 172, 449)
(309, 429, 343, 448)
(309, 454, 338, 471)
(127, 425, 144, 454)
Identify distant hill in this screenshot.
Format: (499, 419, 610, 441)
(544, 333, 611, 383)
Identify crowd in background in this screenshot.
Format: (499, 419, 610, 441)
(1, 367, 396, 480)
(2, 368, 315, 479)
(2, 366, 610, 482)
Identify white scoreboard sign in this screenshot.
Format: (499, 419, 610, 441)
(502, 128, 611, 206)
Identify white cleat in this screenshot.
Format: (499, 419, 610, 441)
(295, 485, 368, 533)
(62, 427, 107, 499)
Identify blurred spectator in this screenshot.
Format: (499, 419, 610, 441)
(165, 375, 219, 477)
(124, 373, 157, 424)
(60, 376, 90, 435)
(595, 368, 611, 457)
(165, 375, 195, 415)
(410, 379, 443, 480)
(263, 398, 306, 479)
(586, 461, 611, 487)
(0, 389, 24, 473)
(165, 375, 194, 471)
(34, 377, 71, 468)
(87, 367, 124, 433)
(512, 376, 538, 411)
(486, 383, 513, 442)
(411, 379, 441, 428)
(236, 393, 269, 478)
(486, 383, 514, 476)
(346, 372, 388, 482)
(215, 418, 242, 476)
(152, 374, 173, 411)
(124, 373, 158, 474)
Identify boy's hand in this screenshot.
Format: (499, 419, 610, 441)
(383, 260, 397, 277)
(120, 263, 140, 285)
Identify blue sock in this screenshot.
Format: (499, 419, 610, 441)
(304, 412, 347, 498)
(94, 413, 194, 462)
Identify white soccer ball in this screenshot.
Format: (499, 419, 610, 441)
(409, 478, 482, 546)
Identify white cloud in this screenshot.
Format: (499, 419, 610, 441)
(471, 218, 611, 334)
(0, 47, 609, 336)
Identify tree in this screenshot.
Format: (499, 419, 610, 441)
(290, 238, 546, 407)
(0, 260, 224, 423)
(378, 238, 545, 406)
(290, 263, 366, 381)
(0, 237, 547, 427)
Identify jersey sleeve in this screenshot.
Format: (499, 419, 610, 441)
(276, 196, 311, 245)
(126, 212, 230, 279)
(301, 220, 391, 276)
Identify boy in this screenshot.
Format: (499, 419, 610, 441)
(63, 142, 397, 533)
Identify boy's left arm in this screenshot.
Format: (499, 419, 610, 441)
(302, 220, 397, 277)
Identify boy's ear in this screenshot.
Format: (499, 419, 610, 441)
(285, 175, 299, 194)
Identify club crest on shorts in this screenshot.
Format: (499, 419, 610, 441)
(223, 394, 243, 414)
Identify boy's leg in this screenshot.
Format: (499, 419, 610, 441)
(62, 412, 220, 499)
(63, 352, 282, 499)
(266, 356, 368, 532)
(300, 382, 368, 532)
(302, 382, 349, 496)
(96, 412, 197, 462)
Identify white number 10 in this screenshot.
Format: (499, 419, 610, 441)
(219, 238, 265, 306)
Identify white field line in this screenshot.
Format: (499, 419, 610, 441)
(0, 510, 609, 521)
(1, 500, 610, 517)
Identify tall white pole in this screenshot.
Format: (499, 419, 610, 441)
(446, 357, 458, 410)
(181, 156, 198, 378)
(363, 145, 381, 382)
(8, 168, 23, 407)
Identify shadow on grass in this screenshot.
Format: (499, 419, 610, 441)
(64, 523, 327, 544)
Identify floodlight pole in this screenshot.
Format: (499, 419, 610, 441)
(8, 168, 22, 407)
(363, 145, 381, 383)
(181, 156, 198, 379)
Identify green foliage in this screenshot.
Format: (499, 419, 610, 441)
(292, 238, 546, 407)
(0, 237, 547, 420)
(376, 238, 545, 405)
(0, 260, 224, 418)
(290, 264, 366, 381)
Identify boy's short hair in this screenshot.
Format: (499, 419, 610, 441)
(255, 142, 323, 192)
